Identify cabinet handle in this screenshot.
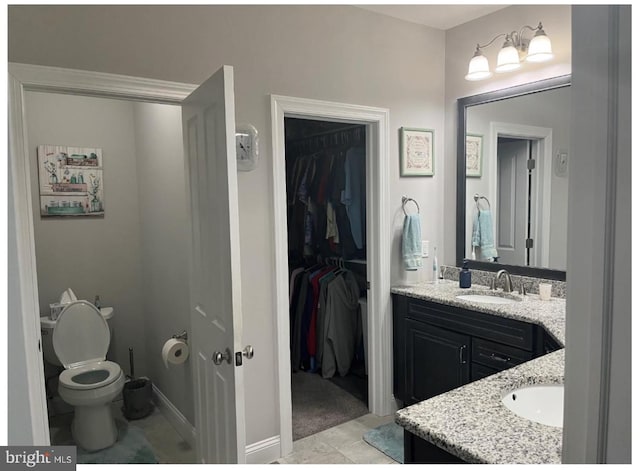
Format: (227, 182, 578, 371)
(490, 353, 511, 363)
(459, 345, 467, 364)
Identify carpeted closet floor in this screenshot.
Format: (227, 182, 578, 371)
(291, 371, 369, 441)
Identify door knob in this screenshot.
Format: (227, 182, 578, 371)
(242, 345, 254, 360)
(212, 348, 232, 365)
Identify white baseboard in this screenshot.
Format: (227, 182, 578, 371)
(245, 435, 281, 464)
(151, 385, 196, 448)
(152, 385, 281, 464)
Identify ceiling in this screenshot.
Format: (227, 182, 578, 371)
(356, 4, 510, 30)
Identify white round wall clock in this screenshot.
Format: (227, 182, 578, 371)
(236, 123, 259, 171)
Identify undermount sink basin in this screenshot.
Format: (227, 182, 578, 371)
(502, 384, 564, 427)
(455, 290, 521, 305)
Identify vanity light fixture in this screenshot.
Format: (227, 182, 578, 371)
(465, 22, 553, 81)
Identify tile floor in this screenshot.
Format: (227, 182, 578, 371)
(49, 400, 395, 464)
(275, 413, 398, 464)
(49, 400, 195, 464)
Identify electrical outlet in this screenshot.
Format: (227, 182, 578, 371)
(422, 240, 430, 257)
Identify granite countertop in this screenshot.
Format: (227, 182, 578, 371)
(392, 280, 566, 464)
(391, 280, 566, 345)
(396, 349, 565, 464)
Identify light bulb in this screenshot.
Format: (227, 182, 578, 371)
(526, 30, 553, 62)
(465, 49, 492, 81)
(496, 39, 521, 73)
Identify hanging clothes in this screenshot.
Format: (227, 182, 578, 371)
(321, 270, 361, 378)
(286, 144, 365, 263)
(291, 271, 310, 371)
(286, 122, 368, 377)
(342, 146, 366, 250)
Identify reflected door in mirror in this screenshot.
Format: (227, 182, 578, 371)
(497, 138, 530, 266)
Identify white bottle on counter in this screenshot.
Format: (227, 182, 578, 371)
(432, 246, 439, 284)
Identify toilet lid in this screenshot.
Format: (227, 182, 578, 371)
(53, 300, 110, 368)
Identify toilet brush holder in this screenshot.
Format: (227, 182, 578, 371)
(122, 347, 153, 420)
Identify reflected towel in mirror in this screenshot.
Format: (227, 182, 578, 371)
(472, 209, 498, 261)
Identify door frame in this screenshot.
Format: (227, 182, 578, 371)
(270, 95, 393, 457)
(7, 62, 197, 444)
(489, 122, 553, 268)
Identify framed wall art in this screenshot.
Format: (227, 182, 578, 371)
(37, 144, 105, 217)
(465, 133, 483, 178)
(400, 127, 434, 177)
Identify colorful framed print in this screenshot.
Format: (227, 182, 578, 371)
(37, 145, 105, 217)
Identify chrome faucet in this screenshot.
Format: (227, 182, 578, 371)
(495, 269, 513, 293)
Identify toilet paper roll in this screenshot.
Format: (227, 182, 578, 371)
(162, 338, 189, 368)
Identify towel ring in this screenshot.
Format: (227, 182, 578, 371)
(402, 196, 420, 216)
(473, 193, 491, 210)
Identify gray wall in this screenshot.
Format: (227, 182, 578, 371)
(132, 102, 194, 425)
(25, 91, 147, 376)
(562, 5, 631, 463)
(465, 88, 570, 269)
(444, 4, 572, 266)
(605, 5, 631, 461)
(8, 4, 447, 443)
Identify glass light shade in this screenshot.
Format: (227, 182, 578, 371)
(526, 33, 553, 62)
(465, 53, 492, 81)
(496, 44, 521, 73)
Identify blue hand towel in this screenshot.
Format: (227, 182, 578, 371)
(472, 209, 498, 260)
(402, 214, 423, 271)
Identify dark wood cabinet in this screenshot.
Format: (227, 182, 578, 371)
(393, 293, 562, 463)
(405, 319, 470, 404)
(404, 431, 465, 464)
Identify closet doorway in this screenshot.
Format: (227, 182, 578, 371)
(285, 118, 369, 440)
(271, 95, 393, 457)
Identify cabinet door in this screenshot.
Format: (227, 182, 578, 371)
(405, 319, 470, 404)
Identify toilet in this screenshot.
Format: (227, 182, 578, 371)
(53, 300, 125, 451)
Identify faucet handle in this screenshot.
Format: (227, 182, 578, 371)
(519, 282, 527, 296)
(489, 278, 496, 290)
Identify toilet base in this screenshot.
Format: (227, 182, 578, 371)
(72, 404, 118, 452)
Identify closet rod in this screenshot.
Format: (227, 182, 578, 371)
(286, 124, 363, 143)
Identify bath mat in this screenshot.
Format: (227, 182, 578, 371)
(77, 424, 157, 464)
(363, 421, 404, 464)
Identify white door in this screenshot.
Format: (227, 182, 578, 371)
(182, 65, 246, 464)
(496, 138, 530, 265)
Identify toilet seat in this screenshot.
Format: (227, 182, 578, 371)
(59, 360, 122, 390)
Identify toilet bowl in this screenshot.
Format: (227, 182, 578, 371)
(53, 300, 125, 451)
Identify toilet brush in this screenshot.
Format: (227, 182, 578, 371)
(122, 347, 153, 420)
(128, 347, 135, 380)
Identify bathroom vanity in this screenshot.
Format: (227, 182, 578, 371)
(391, 280, 565, 464)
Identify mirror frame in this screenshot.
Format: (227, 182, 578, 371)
(456, 75, 571, 281)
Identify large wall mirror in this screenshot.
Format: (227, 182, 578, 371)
(456, 75, 570, 281)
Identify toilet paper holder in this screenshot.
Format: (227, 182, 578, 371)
(172, 330, 188, 342)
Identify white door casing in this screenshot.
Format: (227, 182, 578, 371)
(7, 63, 196, 446)
(270, 95, 392, 458)
(181, 65, 246, 464)
(8, 63, 248, 461)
